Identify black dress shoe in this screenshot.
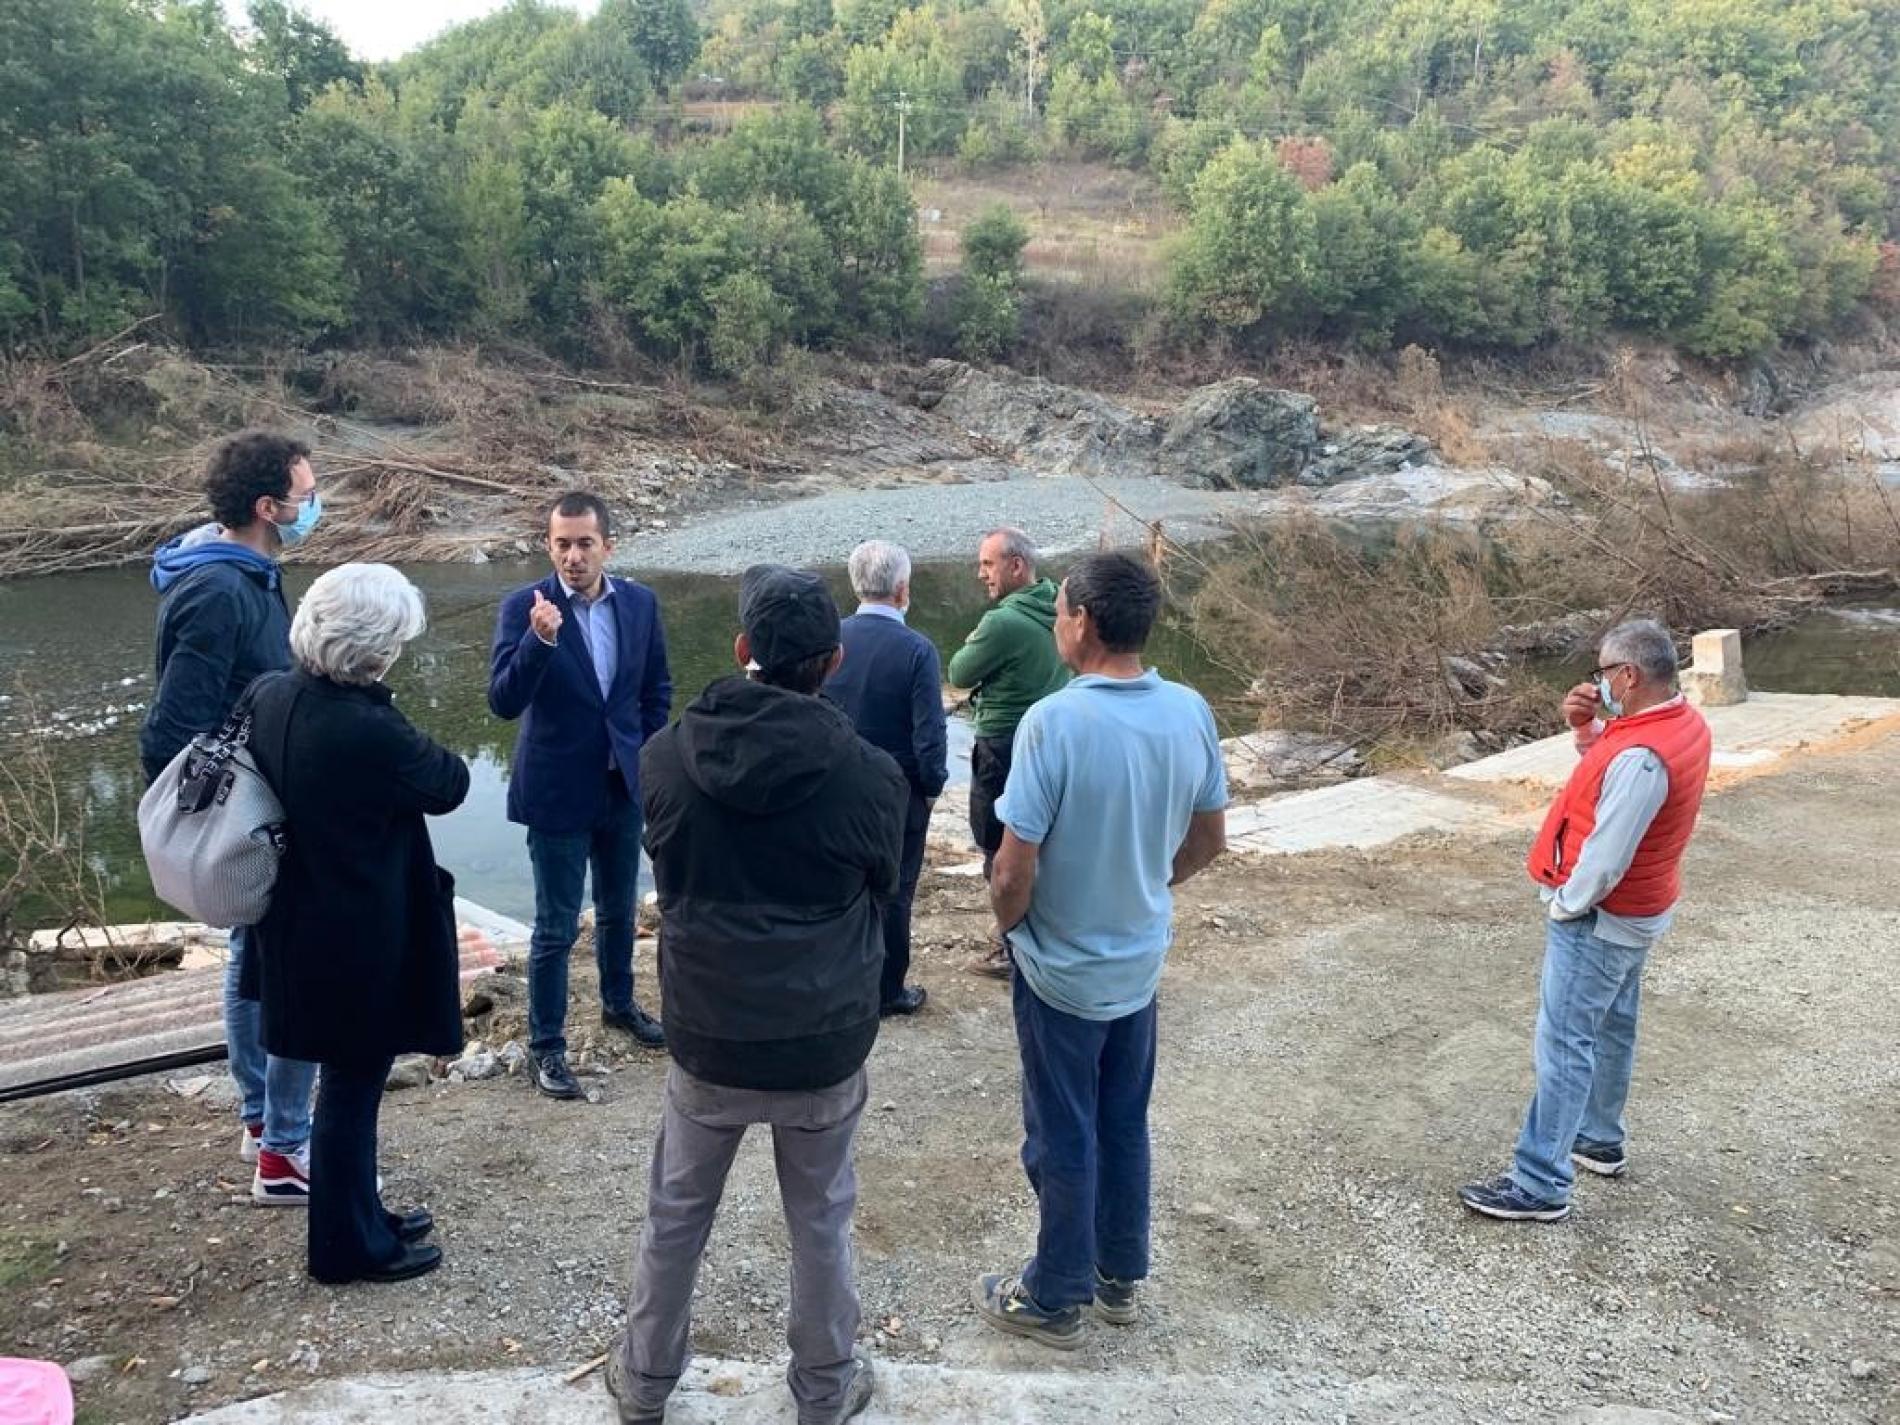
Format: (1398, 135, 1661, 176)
(389, 1208, 434, 1243)
(535, 1052, 585, 1100)
(880, 985, 928, 1016)
(602, 1004, 666, 1049)
(357, 1242, 442, 1284)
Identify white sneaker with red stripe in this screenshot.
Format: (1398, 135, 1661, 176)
(252, 1145, 311, 1207)
(240, 1123, 263, 1165)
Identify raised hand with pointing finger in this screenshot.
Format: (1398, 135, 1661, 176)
(530, 588, 563, 645)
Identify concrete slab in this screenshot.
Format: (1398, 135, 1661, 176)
(1225, 778, 1522, 856)
(176, 1357, 1573, 1425)
(1447, 690, 1900, 790)
(452, 897, 533, 962)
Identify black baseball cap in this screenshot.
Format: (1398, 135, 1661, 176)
(739, 564, 840, 672)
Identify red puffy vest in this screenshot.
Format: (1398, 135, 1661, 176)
(1526, 698, 1712, 917)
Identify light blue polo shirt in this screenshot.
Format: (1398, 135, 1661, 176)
(997, 670, 1228, 1021)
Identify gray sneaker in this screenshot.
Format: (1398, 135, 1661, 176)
(974, 1270, 1085, 1349)
(1093, 1268, 1139, 1325)
(801, 1350, 874, 1425)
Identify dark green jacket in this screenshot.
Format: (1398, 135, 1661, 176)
(946, 578, 1070, 738)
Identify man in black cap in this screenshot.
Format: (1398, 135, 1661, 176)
(606, 565, 905, 1425)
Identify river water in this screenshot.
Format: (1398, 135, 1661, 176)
(0, 558, 1228, 927)
(1, 560, 1894, 930)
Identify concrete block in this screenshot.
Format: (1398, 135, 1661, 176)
(1683, 627, 1747, 707)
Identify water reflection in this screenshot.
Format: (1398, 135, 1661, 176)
(0, 557, 1229, 926)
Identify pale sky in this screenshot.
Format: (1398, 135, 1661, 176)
(220, 0, 600, 63)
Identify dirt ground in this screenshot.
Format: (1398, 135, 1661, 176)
(3, 737, 1898, 1425)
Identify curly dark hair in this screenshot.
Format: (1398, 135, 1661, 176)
(204, 430, 311, 530)
(1062, 551, 1162, 654)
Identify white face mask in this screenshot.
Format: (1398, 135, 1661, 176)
(1594, 668, 1625, 719)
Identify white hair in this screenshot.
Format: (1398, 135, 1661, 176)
(982, 526, 1038, 572)
(848, 539, 912, 601)
(291, 563, 427, 686)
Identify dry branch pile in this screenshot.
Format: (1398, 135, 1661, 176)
(1179, 433, 1900, 757)
(0, 340, 768, 579)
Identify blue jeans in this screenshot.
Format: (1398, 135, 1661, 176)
(1511, 911, 1650, 1204)
(1012, 971, 1158, 1311)
(526, 778, 642, 1056)
(224, 926, 317, 1154)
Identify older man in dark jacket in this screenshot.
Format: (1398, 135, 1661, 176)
(606, 566, 904, 1425)
(824, 539, 948, 1017)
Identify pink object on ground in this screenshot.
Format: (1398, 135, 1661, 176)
(0, 1359, 74, 1425)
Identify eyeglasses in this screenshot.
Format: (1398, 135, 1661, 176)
(1588, 662, 1633, 682)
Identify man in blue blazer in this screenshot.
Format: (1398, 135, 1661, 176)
(824, 539, 949, 1016)
(489, 492, 673, 1100)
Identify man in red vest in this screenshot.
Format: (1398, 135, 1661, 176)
(1461, 619, 1712, 1222)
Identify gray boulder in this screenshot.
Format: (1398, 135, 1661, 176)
(1303, 424, 1433, 485)
(916, 359, 1160, 479)
(1222, 731, 1363, 792)
(1158, 380, 1319, 489)
(386, 1055, 435, 1091)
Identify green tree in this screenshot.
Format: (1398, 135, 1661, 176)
(1153, 115, 1243, 209)
(288, 83, 473, 336)
(1682, 198, 1803, 358)
(1301, 162, 1423, 345)
(839, 41, 964, 161)
(173, 159, 347, 340)
(524, 12, 654, 121)
(778, 32, 848, 105)
(518, 104, 645, 334)
(245, 0, 363, 111)
(1057, 11, 1115, 80)
(954, 272, 1020, 359)
(961, 203, 1030, 282)
(708, 270, 789, 375)
(838, 161, 924, 335)
(1168, 139, 1316, 332)
(1045, 65, 1146, 163)
(598, 0, 700, 93)
(695, 107, 851, 229)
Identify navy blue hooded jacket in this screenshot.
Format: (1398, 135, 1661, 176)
(138, 525, 292, 782)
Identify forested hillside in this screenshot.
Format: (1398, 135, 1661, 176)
(3, 0, 1897, 369)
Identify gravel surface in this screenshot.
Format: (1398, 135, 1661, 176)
(3, 735, 1897, 1424)
(613, 475, 1250, 572)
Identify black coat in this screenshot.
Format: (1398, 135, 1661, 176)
(245, 670, 471, 1064)
(641, 676, 907, 1092)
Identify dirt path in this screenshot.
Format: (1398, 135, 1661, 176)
(4, 738, 1898, 1424)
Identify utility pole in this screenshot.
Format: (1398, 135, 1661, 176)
(895, 90, 912, 176)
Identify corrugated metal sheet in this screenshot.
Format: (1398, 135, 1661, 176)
(0, 900, 525, 1101)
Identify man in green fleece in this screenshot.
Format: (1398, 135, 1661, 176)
(947, 527, 1070, 977)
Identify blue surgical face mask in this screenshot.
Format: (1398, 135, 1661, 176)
(1594, 671, 1625, 719)
(272, 492, 322, 547)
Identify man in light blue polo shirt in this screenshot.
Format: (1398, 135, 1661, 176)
(972, 551, 1228, 1350)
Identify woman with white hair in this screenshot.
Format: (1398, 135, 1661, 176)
(243, 563, 470, 1284)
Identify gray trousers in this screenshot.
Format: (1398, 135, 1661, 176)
(617, 1063, 867, 1422)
